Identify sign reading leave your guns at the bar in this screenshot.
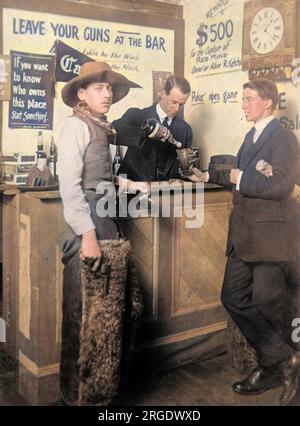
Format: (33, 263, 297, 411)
(9, 51, 55, 129)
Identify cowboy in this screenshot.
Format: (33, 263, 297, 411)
(59, 61, 148, 262)
(58, 61, 146, 405)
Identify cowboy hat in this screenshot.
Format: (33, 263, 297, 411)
(62, 61, 141, 107)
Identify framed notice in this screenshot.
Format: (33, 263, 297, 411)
(9, 51, 55, 129)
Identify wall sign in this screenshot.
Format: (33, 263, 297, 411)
(2, 7, 174, 152)
(188, 0, 244, 78)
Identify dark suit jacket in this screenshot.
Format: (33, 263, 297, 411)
(209, 118, 299, 263)
(112, 104, 193, 181)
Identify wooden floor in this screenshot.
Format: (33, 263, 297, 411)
(1, 350, 300, 406)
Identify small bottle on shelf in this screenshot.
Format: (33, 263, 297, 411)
(112, 145, 122, 176)
(48, 136, 57, 180)
(36, 131, 47, 171)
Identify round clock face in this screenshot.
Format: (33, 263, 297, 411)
(250, 7, 284, 54)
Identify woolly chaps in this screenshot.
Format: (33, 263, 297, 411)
(60, 238, 143, 406)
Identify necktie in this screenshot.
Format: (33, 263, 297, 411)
(157, 116, 171, 179)
(248, 126, 256, 144)
(239, 126, 256, 170)
(162, 116, 170, 129)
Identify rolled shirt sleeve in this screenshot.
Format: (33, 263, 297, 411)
(58, 116, 96, 236)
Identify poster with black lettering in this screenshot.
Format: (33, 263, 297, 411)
(2, 8, 174, 153)
(187, 0, 243, 78)
(9, 51, 55, 129)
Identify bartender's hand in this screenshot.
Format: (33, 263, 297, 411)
(80, 229, 101, 271)
(230, 168, 241, 184)
(189, 168, 209, 183)
(159, 126, 171, 142)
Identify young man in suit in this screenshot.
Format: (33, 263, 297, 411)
(190, 79, 300, 406)
(112, 75, 192, 181)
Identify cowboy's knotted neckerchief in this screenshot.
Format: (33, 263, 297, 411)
(73, 101, 117, 144)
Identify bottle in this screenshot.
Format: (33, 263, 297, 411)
(36, 131, 47, 171)
(48, 136, 57, 180)
(141, 118, 182, 148)
(113, 145, 122, 176)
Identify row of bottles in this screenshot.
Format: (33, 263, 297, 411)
(36, 131, 57, 180)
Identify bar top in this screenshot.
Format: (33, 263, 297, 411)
(0, 181, 223, 200)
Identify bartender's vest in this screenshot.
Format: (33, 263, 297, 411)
(73, 113, 113, 190)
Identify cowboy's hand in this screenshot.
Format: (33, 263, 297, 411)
(188, 168, 209, 182)
(116, 176, 149, 194)
(80, 229, 101, 271)
(128, 180, 150, 194)
(230, 168, 241, 184)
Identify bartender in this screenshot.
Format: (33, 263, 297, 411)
(112, 75, 193, 181)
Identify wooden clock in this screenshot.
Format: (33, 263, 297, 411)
(242, 0, 298, 72)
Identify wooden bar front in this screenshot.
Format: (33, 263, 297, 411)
(1, 184, 231, 405)
(0, 186, 21, 359)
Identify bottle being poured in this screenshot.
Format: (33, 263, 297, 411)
(141, 118, 182, 148)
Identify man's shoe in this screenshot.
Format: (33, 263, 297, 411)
(232, 366, 279, 395)
(279, 352, 300, 406)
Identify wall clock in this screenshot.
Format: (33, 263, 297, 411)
(242, 0, 298, 71)
(250, 7, 284, 54)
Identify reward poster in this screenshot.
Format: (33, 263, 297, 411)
(188, 0, 244, 78)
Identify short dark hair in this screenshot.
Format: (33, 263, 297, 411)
(243, 79, 278, 111)
(164, 75, 191, 95)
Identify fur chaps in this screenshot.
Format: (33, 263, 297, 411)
(60, 239, 143, 406)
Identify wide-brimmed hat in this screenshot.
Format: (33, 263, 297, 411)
(62, 61, 141, 107)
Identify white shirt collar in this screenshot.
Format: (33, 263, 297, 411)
(254, 115, 275, 132)
(156, 103, 172, 125)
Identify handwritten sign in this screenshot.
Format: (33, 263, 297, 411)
(188, 0, 243, 77)
(9, 51, 55, 129)
(190, 88, 239, 107)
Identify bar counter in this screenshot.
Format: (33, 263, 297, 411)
(1, 182, 231, 404)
